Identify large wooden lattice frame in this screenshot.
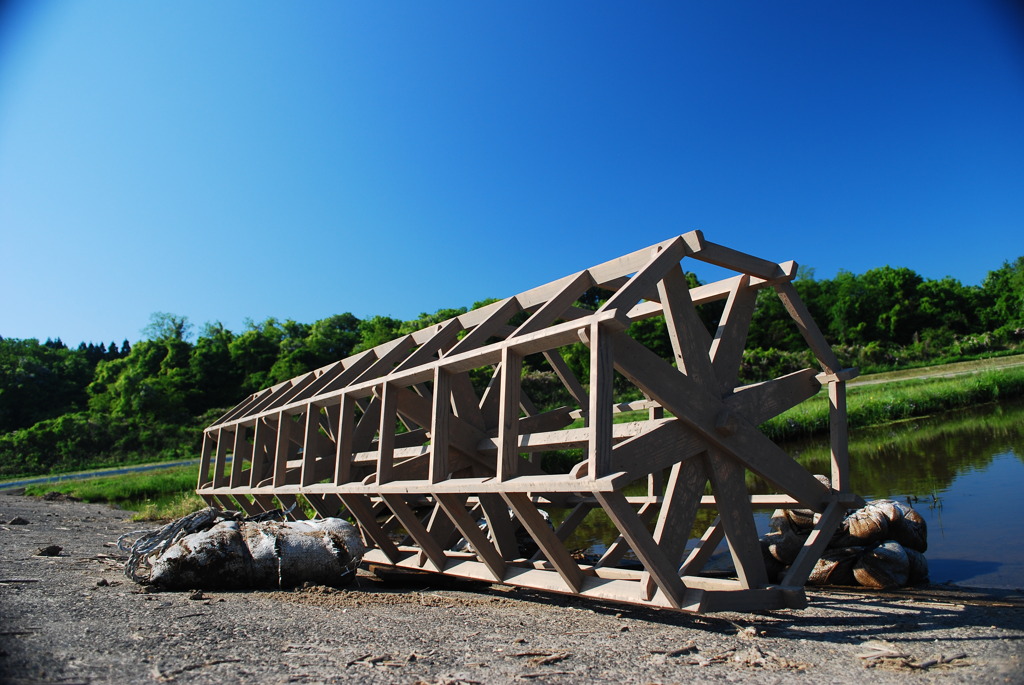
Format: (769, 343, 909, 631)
(197, 232, 860, 613)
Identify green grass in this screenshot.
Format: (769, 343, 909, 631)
(760, 364, 1024, 442)
(24, 465, 206, 521)
(22, 358, 1024, 520)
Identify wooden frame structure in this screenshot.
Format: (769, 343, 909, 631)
(197, 231, 859, 613)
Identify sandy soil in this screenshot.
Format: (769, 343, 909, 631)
(2, 492, 1022, 685)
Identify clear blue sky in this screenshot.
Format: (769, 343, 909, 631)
(2, 1, 1022, 347)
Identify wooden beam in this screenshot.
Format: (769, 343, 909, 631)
(587, 321, 614, 479)
(641, 458, 707, 601)
(512, 270, 595, 337)
(599, 237, 688, 324)
(595, 501, 658, 568)
(542, 349, 588, 408)
(657, 264, 716, 388)
(381, 494, 448, 572)
(724, 368, 822, 426)
(609, 331, 830, 509)
(430, 367, 452, 484)
(447, 297, 523, 357)
(376, 383, 398, 484)
(709, 274, 756, 394)
(594, 491, 688, 609)
(337, 494, 402, 563)
(829, 380, 850, 492)
(435, 494, 507, 582)
(335, 393, 356, 485)
(502, 492, 584, 593)
(781, 500, 846, 587)
(229, 425, 250, 488)
(497, 347, 523, 482)
(703, 451, 767, 589)
(773, 281, 841, 374)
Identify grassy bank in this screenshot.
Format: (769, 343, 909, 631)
(23, 466, 205, 521)
(23, 358, 1024, 520)
(760, 363, 1024, 442)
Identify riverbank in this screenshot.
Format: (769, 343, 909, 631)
(1, 493, 1022, 684)
(761, 356, 1024, 442)
(10, 355, 1024, 521)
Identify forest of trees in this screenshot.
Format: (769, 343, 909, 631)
(2, 257, 1022, 479)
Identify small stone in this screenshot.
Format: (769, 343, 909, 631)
(96, 579, 110, 587)
(34, 545, 62, 557)
(188, 590, 205, 600)
(8, 516, 29, 525)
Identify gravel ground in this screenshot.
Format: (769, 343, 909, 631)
(2, 492, 1022, 685)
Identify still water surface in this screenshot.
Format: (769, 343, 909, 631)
(563, 399, 1024, 590)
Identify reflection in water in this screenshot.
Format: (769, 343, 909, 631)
(551, 399, 1024, 589)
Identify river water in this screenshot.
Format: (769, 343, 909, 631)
(561, 399, 1024, 590)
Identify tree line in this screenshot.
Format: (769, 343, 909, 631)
(1, 257, 1022, 479)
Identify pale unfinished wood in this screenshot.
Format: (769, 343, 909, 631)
(198, 233, 854, 615)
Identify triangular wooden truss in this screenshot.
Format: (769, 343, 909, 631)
(197, 231, 860, 612)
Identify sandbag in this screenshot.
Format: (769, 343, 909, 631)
(758, 496, 929, 590)
(120, 508, 364, 590)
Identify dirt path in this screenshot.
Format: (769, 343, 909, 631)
(2, 493, 1022, 684)
(848, 354, 1024, 387)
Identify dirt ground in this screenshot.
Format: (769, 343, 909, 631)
(2, 492, 1022, 685)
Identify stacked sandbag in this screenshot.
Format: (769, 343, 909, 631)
(759, 482, 929, 589)
(121, 509, 364, 590)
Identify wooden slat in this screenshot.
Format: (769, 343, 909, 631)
(512, 270, 595, 337)
(198, 432, 214, 488)
(657, 264, 716, 388)
(248, 418, 274, 488)
(318, 350, 379, 394)
(478, 493, 519, 560)
(430, 367, 451, 484)
(703, 451, 767, 589)
(212, 427, 229, 487)
(542, 349, 588, 408)
(273, 411, 293, 488)
(587, 321, 614, 479)
(641, 458, 707, 600)
(679, 516, 724, 576)
(724, 368, 822, 426)
(502, 492, 584, 593)
(229, 425, 250, 488)
(773, 281, 841, 374)
(709, 274, 756, 393)
(685, 233, 789, 281)
(829, 380, 850, 492)
(599, 237, 688, 323)
(497, 347, 523, 481)
(449, 372, 487, 431)
(435, 493, 507, 582)
(337, 494, 402, 563)
(351, 396, 382, 452)
(300, 406, 319, 487)
(376, 383, 398, 484)
(394, 318, 464, 372)
(335, 393, 356, 485)
(447, 297, 522, 357)
(595, 501, 658, 568)
(594, 491, 688, 609)
(381, 494, 448, 572)
(782, 500, 846, 587)
(352, 334, 418, 385)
